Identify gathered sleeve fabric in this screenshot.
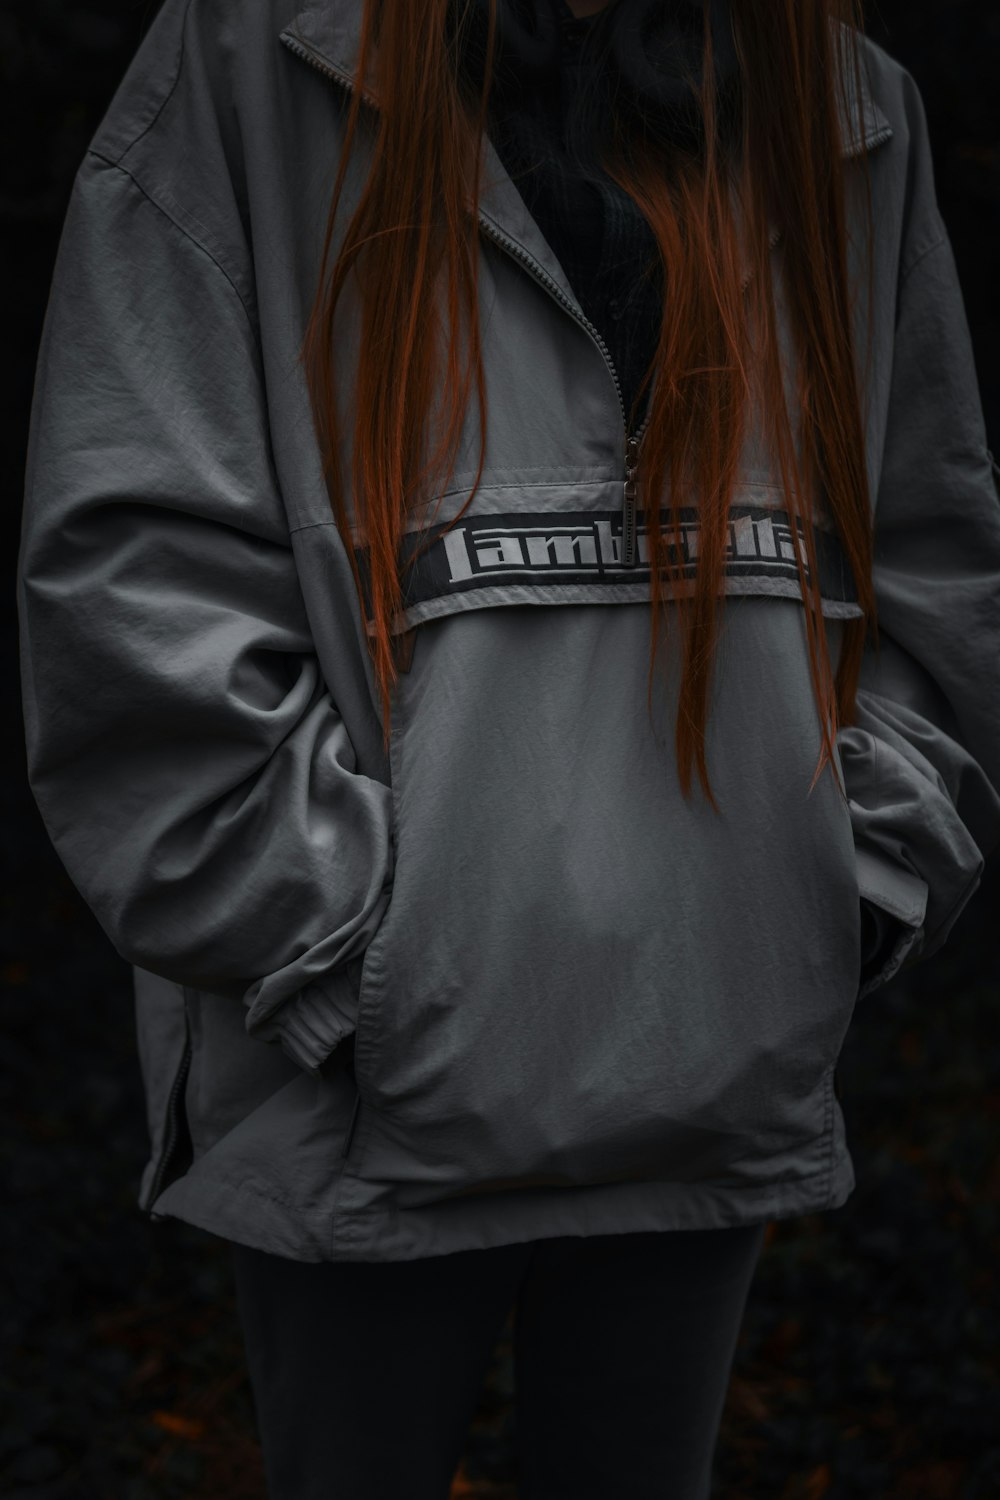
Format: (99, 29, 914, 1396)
(838, 218, 1000, 998)
(17, 153, 394, 1076)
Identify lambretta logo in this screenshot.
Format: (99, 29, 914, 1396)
(354, 506, 859, 619)
(441, 508, 810, 582)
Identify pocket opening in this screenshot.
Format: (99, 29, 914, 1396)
(147, 995, 194, 1213)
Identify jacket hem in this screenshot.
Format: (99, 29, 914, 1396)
(141, 1134, 858, 1264)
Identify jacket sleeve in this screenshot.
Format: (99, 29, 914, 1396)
(17, 152, 394, 1078)
(837, 166, 1000, 999)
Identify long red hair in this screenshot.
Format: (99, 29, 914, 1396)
(301, 0, 880, 813)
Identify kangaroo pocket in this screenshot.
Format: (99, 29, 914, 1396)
(351, 597, 862, 1205)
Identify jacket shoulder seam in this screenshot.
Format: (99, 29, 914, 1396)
(83, 149, 256, 332)
(89, 0, 194, 169)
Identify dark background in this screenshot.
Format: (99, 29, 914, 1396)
(3, 3, 999, 1497)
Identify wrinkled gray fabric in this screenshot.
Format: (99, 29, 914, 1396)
(17, 0, 1000, 1262)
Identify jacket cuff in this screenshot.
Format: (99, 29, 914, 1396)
(269, 960, 362, 1079)
(855, 844, 929, 1000)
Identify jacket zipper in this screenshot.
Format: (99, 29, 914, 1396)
(147, 1032, 193, 1207)
(467, 217, 653, 568)
(279, 30, 653, 566)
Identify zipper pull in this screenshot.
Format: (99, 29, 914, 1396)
(622, 433, 641, 567)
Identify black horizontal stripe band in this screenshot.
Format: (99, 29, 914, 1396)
(352, 506, 859, 622)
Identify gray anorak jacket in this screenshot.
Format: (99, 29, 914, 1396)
(17, 0, 1000, 1262)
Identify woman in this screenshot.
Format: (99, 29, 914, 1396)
(17, 0, 1000, 1495)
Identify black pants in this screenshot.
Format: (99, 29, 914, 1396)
(231, 1221, 766, 1500)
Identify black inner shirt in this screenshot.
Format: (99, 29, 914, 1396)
(482, 0, 664, 435)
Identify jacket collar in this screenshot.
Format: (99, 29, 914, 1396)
(280, 1, 894, 154)
(279, 2, 894, 304)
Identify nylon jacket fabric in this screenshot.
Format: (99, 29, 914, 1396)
(17, 0, 1000, 1262)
